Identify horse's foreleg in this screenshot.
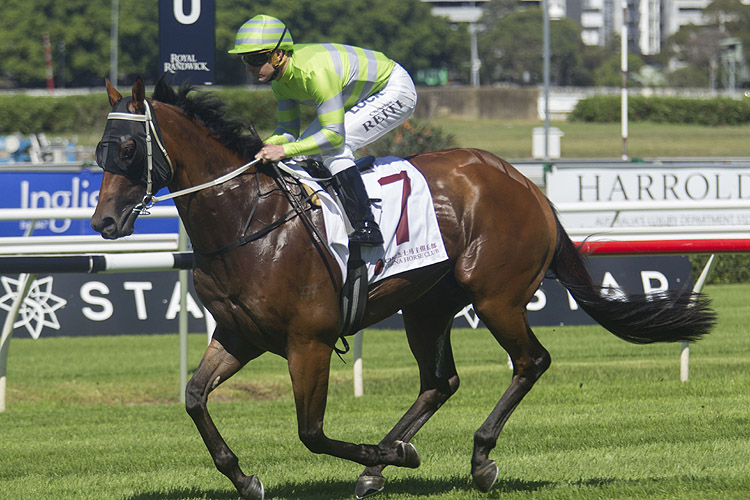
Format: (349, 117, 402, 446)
(185, 331, 265, 500)
(287, 338, 420, 470)
(356, 304, 461, 499)
(470, 308, 551, 493)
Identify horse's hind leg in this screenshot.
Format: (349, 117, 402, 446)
(356, 297, 461, 499)
(185, 328, 265, 500)
(470, 305, 550, 492)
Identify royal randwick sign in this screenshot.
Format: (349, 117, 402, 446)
(159, 0, 215, 85)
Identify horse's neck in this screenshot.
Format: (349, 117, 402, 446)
(170, 154, 281, 254)
(158, 108, 274, 254)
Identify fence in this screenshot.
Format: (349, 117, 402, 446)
(1, 199, 748, 408)
(0, 206, 193, 412)
(350, 199, 750, 395)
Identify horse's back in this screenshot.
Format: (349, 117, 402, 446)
(409, 148, 557, 303)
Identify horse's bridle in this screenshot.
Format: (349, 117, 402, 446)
(104, 99, 328, 262)
(104, 99, 173, 214)
(105, 100, 260, 215)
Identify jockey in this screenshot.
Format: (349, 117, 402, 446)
(229, 14, 417, 246)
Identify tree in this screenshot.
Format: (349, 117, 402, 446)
(217, 0, 468, 85)
(0, 0, 157, 88)
(478, 7, 591, 86)
(0, 0, 466, 88)
(660, 0, 750, 88)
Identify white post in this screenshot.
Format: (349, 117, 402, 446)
(178, 221, 189, 403)
(469, 22, 480, 88)
(542, 0, 551, 161)
(681, 254, 717, 382)
(205, 309, 216, 344)
(353, 331, 364, 397)
(110, 0, 119, 85)
(0, 273, 37, 412)
(621, 0, 628, 160)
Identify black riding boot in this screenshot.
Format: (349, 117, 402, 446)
(333, 166, 384, 246)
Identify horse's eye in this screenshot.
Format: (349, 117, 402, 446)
(121, 141, 136, 160)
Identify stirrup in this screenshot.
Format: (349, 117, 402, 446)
(349, 221, 384, 246)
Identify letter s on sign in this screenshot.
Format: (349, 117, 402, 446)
(174, 0, 200, 25)
(81, 282, 114, 321)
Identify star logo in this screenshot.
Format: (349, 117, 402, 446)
(456, 304, 481, 329)
(0, 276, 67, 339)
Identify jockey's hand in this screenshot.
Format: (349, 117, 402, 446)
(256, 145, 286, 163)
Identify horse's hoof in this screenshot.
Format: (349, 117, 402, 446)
(239, 474, 264, 500)
(395, 440, 421, 468)
(472, 460, 498, 492)
(354, 474, 386, 499)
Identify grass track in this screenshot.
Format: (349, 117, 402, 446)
(1, 284, 749, 499)
(431, 118, 750, 159)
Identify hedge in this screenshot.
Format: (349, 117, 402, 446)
(0, 87, 313, 136)
(569, 95, 750, 126)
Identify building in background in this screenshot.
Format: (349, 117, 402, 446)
(422, 0, 722, 55)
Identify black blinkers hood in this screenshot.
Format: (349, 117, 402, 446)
(96, 97, 173, 190)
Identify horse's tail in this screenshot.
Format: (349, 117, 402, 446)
(547, 204, 716, 344)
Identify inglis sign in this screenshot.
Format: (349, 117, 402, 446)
(0, 169, 177, 237)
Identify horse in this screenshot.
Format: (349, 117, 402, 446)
(91, 77, 716, 500)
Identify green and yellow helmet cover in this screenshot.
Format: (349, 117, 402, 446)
(229, 15, 293, 54)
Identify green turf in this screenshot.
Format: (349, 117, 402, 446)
(1, 284, 749, 499)
(432, 118, 750, 160)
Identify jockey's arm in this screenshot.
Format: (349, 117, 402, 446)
(265, 98, 300, 146)
(279, 70, 346, 159)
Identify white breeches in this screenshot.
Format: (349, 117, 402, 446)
(299, 63, 417, 175)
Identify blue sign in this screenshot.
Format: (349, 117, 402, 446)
(0, 168, 177, 236)
(159, 0, 215, 85)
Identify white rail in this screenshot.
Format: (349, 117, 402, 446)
(0, 205, 191, 412)
(0, 206, 178, 220)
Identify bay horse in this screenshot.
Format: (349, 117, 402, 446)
(91, 77, 715, 500)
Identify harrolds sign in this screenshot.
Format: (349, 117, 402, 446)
(545, 161, 750, 229)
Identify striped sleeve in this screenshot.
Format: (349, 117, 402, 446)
(281, 68, 346, 157)
(265, 98, 300, 145)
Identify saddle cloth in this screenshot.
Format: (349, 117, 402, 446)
(287, 156, 449, 283)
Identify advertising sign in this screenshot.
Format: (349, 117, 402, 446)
(546, 161, 750, 228)
(159, 0, 215, 85)
(376, 255, 693, 329)
(0, 256, 691, 339)
(0, 168, 177, 236)
(0, 272, 208, 339)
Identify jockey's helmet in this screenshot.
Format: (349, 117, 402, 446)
(228, 15, 294, 55)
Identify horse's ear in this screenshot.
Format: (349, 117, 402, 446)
(131, 77, 146, 113)
(105, 78, 122, 108)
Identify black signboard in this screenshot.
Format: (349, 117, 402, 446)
(0, 256, 693, 339)
(159, 0, 215, 84)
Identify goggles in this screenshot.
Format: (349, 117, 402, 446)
(240, 27, 288, 68)
(242, 51, 272, 67)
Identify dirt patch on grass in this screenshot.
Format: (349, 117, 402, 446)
(210, 382, 290, 402)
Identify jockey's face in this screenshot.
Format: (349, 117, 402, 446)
(245, 51, 279, 84)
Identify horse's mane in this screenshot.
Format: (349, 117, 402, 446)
(152, 77, 264, 161)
